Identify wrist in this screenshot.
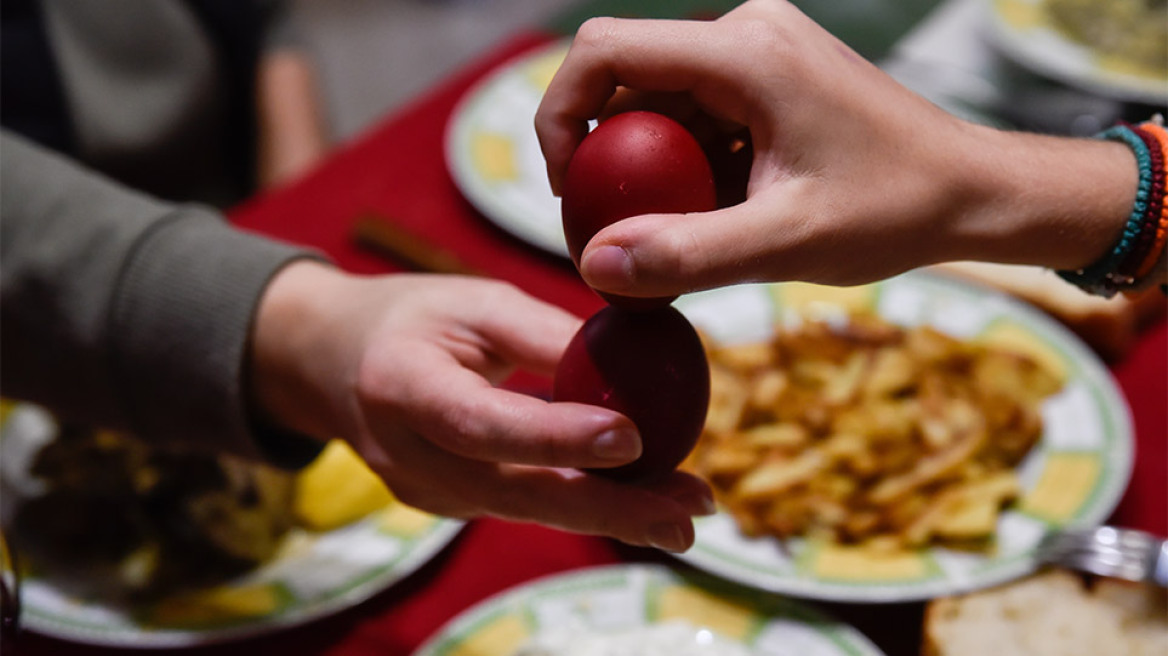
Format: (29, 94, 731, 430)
(249, 259, 351, 442)
(946, 123, 1136, 269)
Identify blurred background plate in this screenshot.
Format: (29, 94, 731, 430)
(445, 39, 573, 258)
(414, 563, 886, 655)
(0, 406, 462, 649)
(984, 0, 1168, 105)
(672, 271, 1133, 603)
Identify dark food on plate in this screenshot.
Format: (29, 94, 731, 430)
(7, 427, 296, 601)
(554, 305, 710, 482)
(686, 313, 1063, 551)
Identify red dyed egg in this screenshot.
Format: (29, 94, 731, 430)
(554, 305, 709, 482)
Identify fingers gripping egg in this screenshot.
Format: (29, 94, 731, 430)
(560, 111, 717, 310)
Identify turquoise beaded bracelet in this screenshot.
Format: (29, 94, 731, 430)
(1057, 124, 1155, 297)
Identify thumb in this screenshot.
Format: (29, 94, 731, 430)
(578, 187, 811, 297)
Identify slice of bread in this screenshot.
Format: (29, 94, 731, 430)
(924, 569, 1168, 656)
(928, 262, 1166, 361)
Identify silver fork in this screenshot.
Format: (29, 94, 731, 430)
(1036, 526, 1168, 587)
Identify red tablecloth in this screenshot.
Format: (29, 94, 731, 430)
(15, 30, 1167, 656)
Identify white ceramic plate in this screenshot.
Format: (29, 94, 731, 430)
(414, 563, 885, 655)
(671, 271, 1133, 603)
(445, 39, 572, 257)
(985, 0, 1167, 104)
(0, 404, 463, 649)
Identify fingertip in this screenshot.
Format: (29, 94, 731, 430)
(547, 163, 563, 197)
(535, 105, 592, 200)
(645, 519, 695, 553)
(651, 471, 716, 517)
(677, 487, 717, 517)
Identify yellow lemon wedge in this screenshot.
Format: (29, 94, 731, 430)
(294, 440, 393, 530)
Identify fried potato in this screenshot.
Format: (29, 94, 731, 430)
(688, 312, 1062, 552)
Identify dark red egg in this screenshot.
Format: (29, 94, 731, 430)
(561, 111, 717, 310)
(553, 305, 710, 482)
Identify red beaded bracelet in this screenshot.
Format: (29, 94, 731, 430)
(1118, 123, 1166, 280)
(1133, 121, 1168, 284)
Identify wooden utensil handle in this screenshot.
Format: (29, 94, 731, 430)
(351, 216, 481, 276)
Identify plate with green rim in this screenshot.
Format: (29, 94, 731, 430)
(414, 563, 886, 655)
(0, 403, 463, 649)
(671, 270, 1133, 603)
(445, 39, 573, 258)
(985, 0, 1167, 105)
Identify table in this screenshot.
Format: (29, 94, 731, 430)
(13, 2, 1166, 655)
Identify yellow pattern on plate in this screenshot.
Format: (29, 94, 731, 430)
(656, 584, 756, 641)
(772, 282, 877, 317)
(524, 44, 568, 92)
(811, 542, 931, 581)
(978, 321, 1071, 384)
(1020, 452, 1101, 523)
(471, 132, 518, 182)
(449, 613, 529, 656)
(995, 0, 1044, 29)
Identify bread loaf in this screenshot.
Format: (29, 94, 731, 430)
(928, 262, 1165, 361)
(924, 569, 1168, 656)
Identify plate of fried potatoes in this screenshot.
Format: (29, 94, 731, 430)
(672, 270, 1132, 603)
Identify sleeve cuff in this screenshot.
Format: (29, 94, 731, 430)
(108, 204, 325, 468)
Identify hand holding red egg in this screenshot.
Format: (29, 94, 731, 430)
(560, 111, 717, 310)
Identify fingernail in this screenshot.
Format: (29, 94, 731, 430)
(581, 245, 634, 290)
(646, 522, 687, 552)
(592, 428, 641, 461)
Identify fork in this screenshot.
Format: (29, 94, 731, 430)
(1036, 526, 1168, 587)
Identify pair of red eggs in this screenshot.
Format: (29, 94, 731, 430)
(552, 111, 715, 482)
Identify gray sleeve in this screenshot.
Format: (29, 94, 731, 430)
(1, 131, 322, 465)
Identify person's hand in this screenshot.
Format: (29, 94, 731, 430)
(249, 262, 713, 552)
(256, 49, 331, 188)
(535, 0, 1134, 295)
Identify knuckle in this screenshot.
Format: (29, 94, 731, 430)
(531, 431, 568, 466)
(478, 278, 519, 303)
(354, 350, 396, 407)
(729, 18, 790, 60)
(395, 483, 476, 519)
(574, 16, 621, 51)
(462, 278, 519, 319)
(440, 398, 488, 456)
(657, 225, 712, 282)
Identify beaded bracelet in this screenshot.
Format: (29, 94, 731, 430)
(1132, 122, 1168, 283)
(1057, 120, 1164, 297)
(1117, 124, 1165, 279)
